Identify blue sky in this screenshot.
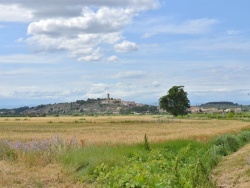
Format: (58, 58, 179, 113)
(1, 0, 250, 108)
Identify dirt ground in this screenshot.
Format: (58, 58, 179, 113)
(212, 143, 250, 188)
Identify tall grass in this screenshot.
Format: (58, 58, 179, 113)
(61, 143, 149, 182)
(0, 136, 78, 165)
(59, 130, 250, 187)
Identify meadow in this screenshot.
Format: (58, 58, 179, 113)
(1, 115, 250, 187)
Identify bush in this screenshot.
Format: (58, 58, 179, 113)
(238, 131, 250, 143)
(213, 134, 240, 156)
(92, 145, 213, 188)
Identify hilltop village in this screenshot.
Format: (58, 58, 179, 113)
(0, 95, 249, 117)
(0, 94, 158, 117)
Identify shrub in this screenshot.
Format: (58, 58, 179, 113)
(238, 131, 250, 143)
(213, 134, 241, 156)
(92, 145, 213, 188)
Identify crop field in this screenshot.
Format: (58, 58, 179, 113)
(1, 115, 250, 187)
(1, 115, 250, 144)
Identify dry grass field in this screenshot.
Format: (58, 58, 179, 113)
(212, 143, 250, 188)
(1, 115, 250, 187)
(1, 115, 250, 144)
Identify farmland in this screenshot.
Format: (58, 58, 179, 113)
(1, 115, 250, 144)
(1, 115, 250, 187)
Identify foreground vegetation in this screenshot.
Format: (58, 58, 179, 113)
(0, 116, 250, 187)
(61, 131, 250, 187)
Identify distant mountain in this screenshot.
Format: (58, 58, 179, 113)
(200, 101, 238, 106)
(0, 98, 158, 117)
(198, 101, 250, 110)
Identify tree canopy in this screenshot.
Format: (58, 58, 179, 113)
(159, 86, 190, 116)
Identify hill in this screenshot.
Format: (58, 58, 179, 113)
(198, 101, 250, 111)
(0, 98, 158, 117)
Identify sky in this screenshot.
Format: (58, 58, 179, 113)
(1, 0, 250, 108)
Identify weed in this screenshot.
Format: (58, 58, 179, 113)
(143, 134, 151, 151)
(34, 180, 43, 188)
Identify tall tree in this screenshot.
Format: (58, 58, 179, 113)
(159, 86, 190, 116)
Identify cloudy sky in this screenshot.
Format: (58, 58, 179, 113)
(1, 0, 250, 108)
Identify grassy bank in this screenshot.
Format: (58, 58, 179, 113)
(1, 131, 250, 187)
(60, 130, 250, 187)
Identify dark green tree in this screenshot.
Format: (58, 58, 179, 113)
(159, 86, 190, 116)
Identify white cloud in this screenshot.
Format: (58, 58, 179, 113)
(107, 55, 119, 62)
(0, 4, 34, 22)
(27, 7, 135, 36)
(114, 40, 138, 52)
(25, 6, 135, 61)
(0, 0, 159, 20)
(0, 1, 158, 61)
(25, 6, 137, 60)
(77, 54, 102, 62)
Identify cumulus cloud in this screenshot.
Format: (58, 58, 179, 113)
(0, 0, 159, 19)
(114, 40, 138, 52)
(0, 0, 159, 61)
(0, 4, 34, 22)
(27, 7, 135, 36)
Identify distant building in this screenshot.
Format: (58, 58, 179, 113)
(234, 108, 242, 113)
(157, 107, 166, 113)
(189, 107, 202, 113)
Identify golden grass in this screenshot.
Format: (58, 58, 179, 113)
(1, 115, 250, 144)
(0, 161, 88, 188)
(212, 143, 250, 188)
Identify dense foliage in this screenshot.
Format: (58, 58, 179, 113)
(159, 86, 190, 116)
(93, 145, 211, 187)
(120, 105, 158, 114)
(90, 131, 250, 187)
